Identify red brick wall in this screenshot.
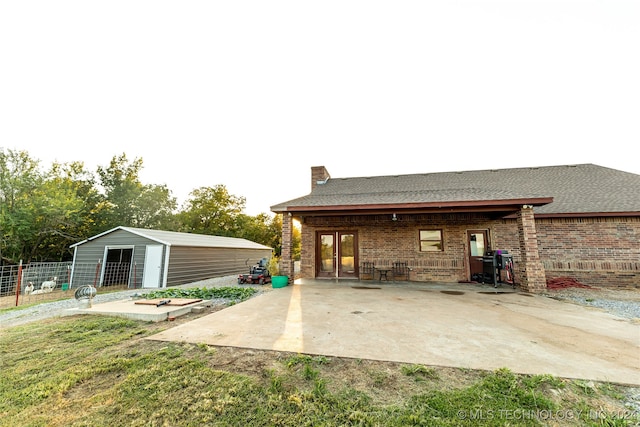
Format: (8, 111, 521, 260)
(492, 217, 639, 288)
(300, 222, 314, 279)
(299, 214, 639, 289)
(300, 213, 496, 283)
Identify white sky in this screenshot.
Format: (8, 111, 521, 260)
(2, 1, 639, 216)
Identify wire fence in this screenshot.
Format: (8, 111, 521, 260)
(0, 259, 298, 310)
(0, 261, 139, 309)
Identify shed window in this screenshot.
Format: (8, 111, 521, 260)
(419, 229, 443, 252)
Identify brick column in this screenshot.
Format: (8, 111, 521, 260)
(517, 205, 547, 292)
(281, 213, 294, 280)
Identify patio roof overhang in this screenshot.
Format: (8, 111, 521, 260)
(274, 197, 554, 219)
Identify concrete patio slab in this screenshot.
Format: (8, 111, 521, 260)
(146, 280, 640, 385)
(67, 298, 210, 322)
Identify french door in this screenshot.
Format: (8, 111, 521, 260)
(316, 231, 358, 278)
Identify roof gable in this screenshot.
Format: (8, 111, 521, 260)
(70, 226, 272, 250)
(271, 164, 640, 216)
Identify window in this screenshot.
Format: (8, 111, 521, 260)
(419, 229, 443, 252)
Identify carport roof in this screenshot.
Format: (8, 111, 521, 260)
(271, 164, 640, 217)
(70, 226, 272, 250)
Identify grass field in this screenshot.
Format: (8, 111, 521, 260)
(1, 294, 638, 426)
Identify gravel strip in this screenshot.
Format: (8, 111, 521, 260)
(540, 287, 640, 320)
(555, 296, 640, 319)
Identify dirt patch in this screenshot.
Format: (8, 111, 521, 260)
(547, 277, 593, 290)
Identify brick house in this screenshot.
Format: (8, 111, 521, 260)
(270, 164, 639, 292)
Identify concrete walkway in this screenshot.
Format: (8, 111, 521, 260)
(148, 280, 640, 385)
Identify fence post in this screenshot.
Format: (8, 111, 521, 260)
(93, 260, 101, 287)
(14, 260, 23, 307)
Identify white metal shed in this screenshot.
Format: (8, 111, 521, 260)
(69, 226, 272, 288)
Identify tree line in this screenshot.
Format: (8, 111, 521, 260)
(0, 149, 299, 264)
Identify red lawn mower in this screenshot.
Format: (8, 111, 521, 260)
(238, 258, 271, 285)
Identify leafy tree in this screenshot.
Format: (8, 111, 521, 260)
(34, 161, 105, 261)
(0, 150, 92, 263)
(291, 220, 301, 261)
(1, 149, 298, 263)
(0, 149, 43, 263)
(178, 186, 291, 256)
(130, 183, 179, 230)
(49, 161, 108, 239)
(260, 214, 300, 259)
(178, 185, 245, 236)
(235, 213, 281, 252)
(95, 154, 177, 230)
(265, 214, 284, 257)
(23, 172, 84, 261)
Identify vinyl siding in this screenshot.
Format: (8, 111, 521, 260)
(166, 246, 272, 287)
(71, 229, 160, 288)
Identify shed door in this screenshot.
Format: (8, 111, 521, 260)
(142, 245, 163, 288)
(103, 247, 133, 287)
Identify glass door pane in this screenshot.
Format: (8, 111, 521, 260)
(469, 233, 485, 256)
(468, 230, 489, 279)
(340, 233, 355, 274)
(320, 234, 335, 273)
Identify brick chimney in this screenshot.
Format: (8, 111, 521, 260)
(311, 166, 330, 191)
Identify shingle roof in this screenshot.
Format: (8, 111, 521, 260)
(71, 226, 272, 250)
(271, 164, 640, 215)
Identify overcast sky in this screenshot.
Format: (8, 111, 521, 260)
(2, 1, 638, 216)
